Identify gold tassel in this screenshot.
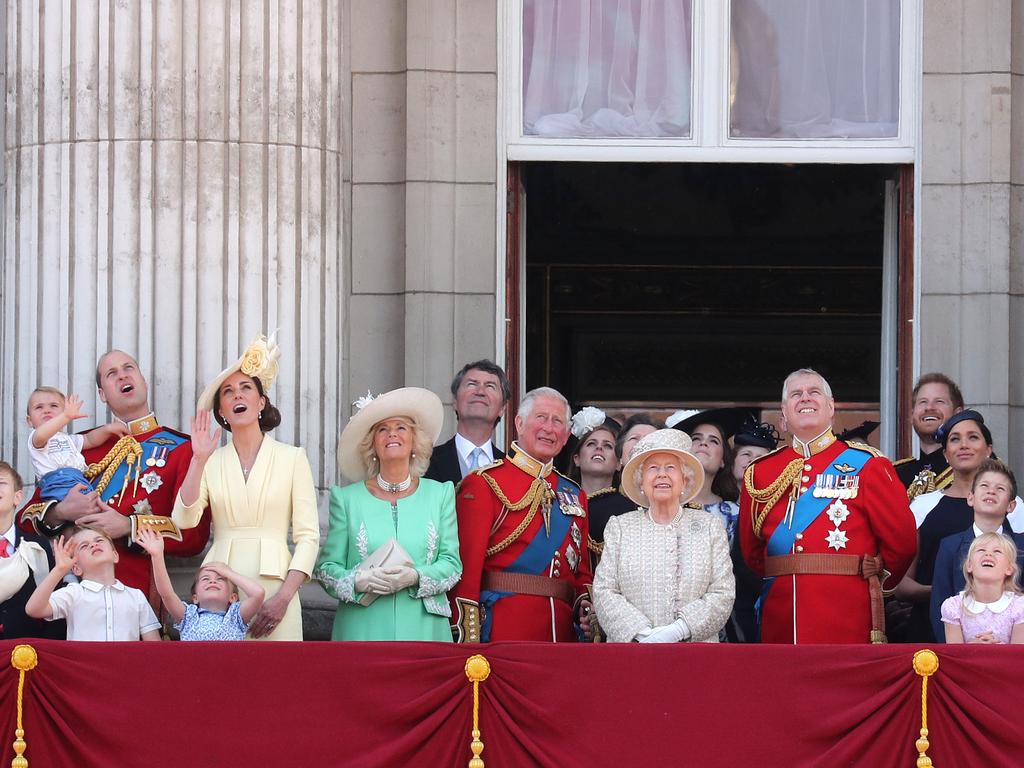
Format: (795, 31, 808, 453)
(10, 644, 38, 768)
(912, 649, 939, 768)
(464, 655, 491, 768)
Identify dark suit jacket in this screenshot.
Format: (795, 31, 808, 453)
(0, 528, 64, 640)
(424, 436, 504, 487)
(929, 526, 1024, 642)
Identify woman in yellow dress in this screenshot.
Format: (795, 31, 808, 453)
(173, 334, 320, 640)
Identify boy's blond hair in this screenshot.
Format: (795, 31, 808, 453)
(26, 386, 66, 416)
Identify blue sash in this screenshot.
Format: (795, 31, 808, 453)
(757, 447, 871, 623)
(480, 474, 577, 641)
(97, 430, 188, 504)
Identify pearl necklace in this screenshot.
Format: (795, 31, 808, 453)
(376, 474, 412, 494)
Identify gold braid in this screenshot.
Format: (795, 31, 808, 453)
(745, 457, 804, 539)
(480, 473, 554, 557)
(84, 436, 143, 495)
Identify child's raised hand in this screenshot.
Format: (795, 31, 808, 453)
(135, 527, 165, 556)
(108, 421, 129, 438)
(63, 394, 88, 421)
(202, 561, 233, 579)
(54, 535, 78, 572)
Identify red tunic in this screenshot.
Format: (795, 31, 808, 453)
(739, 437, 916, 644)
(452, 451, 593, 642)
(20, 422, 212, 597)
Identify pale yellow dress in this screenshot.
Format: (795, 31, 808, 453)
(172, 436, 320, 640)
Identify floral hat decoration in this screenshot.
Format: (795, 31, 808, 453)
(197, 332, 282, 412)
(337, 387, 444, 481)
(570, 406, 608, 439)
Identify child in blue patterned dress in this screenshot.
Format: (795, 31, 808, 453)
(137, 528, 264, 640)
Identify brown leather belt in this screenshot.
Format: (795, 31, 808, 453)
(482, 571, 575, 605)
(765, 553, 889, 644)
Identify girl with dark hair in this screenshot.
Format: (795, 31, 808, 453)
(173, 334, 320, 641)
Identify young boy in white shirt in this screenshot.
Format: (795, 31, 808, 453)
(25, 387, 126, 502)
(26, 525, 161, 641)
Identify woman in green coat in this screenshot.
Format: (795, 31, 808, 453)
(315, 387, 462, 641)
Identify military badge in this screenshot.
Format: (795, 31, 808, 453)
(826, 528, 849, 551)
(826, 499, 850, 526)
(139, 472, 163, 495)
(565, 544, 579, 573)
(132, 499, 153, 516)
(557, 491, 586, 517)
(813, 474, 860, 500)
(570, 521, 582, 549)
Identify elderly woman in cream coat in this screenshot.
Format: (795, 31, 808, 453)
(173, 335, 320, 641)
(593, 429, 734, 643)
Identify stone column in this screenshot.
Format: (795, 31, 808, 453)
(344, 0, 499, 441)
(1, 1, 344, 487)
(920, 0, 1017, 460)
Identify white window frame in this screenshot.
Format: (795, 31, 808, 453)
(502, 0, 920, 164)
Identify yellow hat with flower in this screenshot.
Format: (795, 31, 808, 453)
(197, 333, 281, 412)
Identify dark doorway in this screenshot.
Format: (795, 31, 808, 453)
(522, 162, 897, 421)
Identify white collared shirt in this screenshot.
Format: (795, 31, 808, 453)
(47, 579, 160, 641)
(454, 433, 494, 478)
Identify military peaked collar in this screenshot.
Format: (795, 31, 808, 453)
(791, 428, 836, 459)
(115, 412, 159, 437)
(508, 441, 554, 479)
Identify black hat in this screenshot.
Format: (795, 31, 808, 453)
(838, 420, 880, 443)
(935, 409, 992, 448)
(734, 415, 781, 451)
(671, 408, 758, 442)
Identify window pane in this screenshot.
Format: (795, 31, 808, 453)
(523, 0, 693, 138)
(730, 0, 900, 139)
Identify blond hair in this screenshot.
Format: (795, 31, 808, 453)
(357, 417, 433, 479)
(26, 386, 66, 416)
(963, 532, 1022, 599)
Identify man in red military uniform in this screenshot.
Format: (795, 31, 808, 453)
(739, 368, 916, 644)
(451, 387, 593, 642)
(20, 350, 211, 599)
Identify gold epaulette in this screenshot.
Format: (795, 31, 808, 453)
(586, 487, 617, 501)
(684, 501, 705, 510)
(19, 502, 49, 524)
(893, 456, 915, 467)
(553, 469, 582, 490)
(471, 458, 504, 475)
(746, 445, 787, 469)
(846, 441, 886, 459)
(587, 535, 604, 555)
(934, 466, 953, 489)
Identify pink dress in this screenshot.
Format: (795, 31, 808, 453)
(940, 591, 1024, 643)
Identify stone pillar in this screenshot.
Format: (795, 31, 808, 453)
(345, 0, 499, 440)
(1, 1, 345, 487)
(920, 0, 1017, 460)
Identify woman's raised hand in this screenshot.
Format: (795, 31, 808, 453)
(190, 410, 222, 462)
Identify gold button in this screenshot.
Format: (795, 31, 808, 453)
(796, 545, 804, 553)
(795, 533, 803, 540)
(802, 476, 810, 483)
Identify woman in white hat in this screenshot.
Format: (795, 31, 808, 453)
(592, 429, 735, 643)
(315, 387, 462, 641)
(173, 334, 320, 641)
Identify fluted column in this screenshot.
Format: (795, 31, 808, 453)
(2, 1, 344, 487)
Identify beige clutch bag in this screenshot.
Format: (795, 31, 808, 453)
(358, 538, 414, 606)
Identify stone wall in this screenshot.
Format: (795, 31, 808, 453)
(921, 0, 1023, 463)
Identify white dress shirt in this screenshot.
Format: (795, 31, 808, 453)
(47, 579, 160, 640)
(454, 433, 495, 478)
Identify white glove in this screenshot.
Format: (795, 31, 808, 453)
(379, 565, 419, 593)
(638, 618, 690, 644)
(355, 567, 391, 595)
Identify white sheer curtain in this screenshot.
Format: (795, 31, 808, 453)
(522, 0, 692, 138)
(730, 0, 900, 139)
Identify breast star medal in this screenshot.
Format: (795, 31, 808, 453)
(826, 499, 850, 526)
(826, 527, 849, 551)
(139, 472, 164, 495)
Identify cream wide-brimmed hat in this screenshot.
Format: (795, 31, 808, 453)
(337, 387, 444, 481)
(620, 428, 705, 508)
(197, 333, 281, 412)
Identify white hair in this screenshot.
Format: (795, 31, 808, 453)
(517, 387, 571, 422)
(781, 368, 833, 404)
